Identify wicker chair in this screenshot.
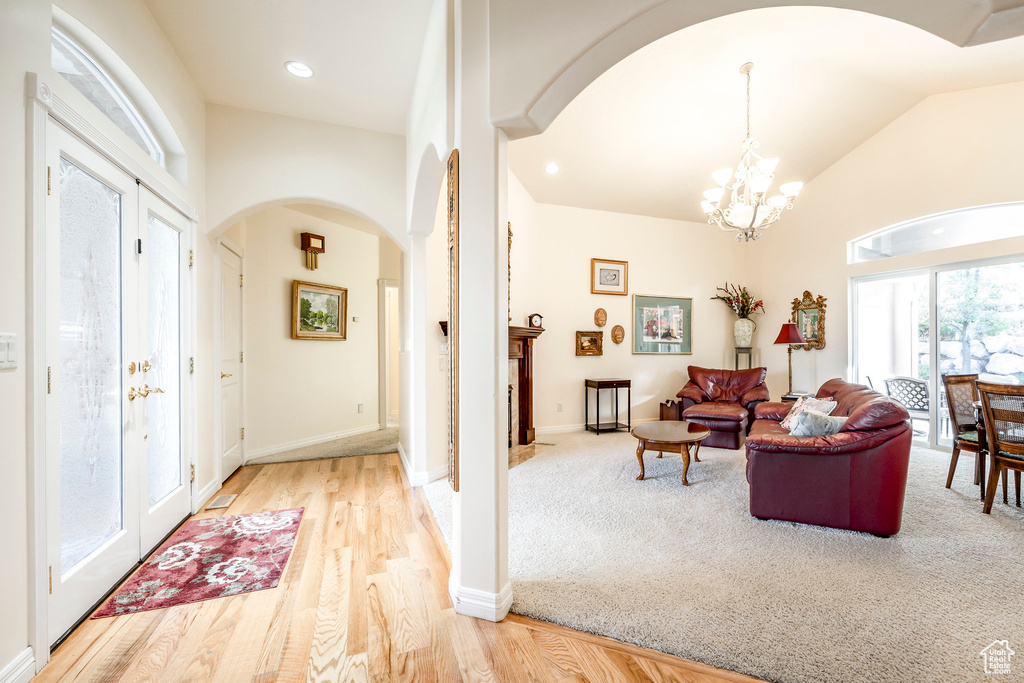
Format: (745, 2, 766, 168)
(942, 374, 985, 497)
(884, 376, 929, 434)
(977, 381, 1024, 513)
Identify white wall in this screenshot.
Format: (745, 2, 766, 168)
(0, 0, 50, 671)
(424, 183, 451, 475)
(239, 206, 383, 458)
(508, 173, 753, 431)
(205, 104, 408, 249)
(748, 81, 1024, 398)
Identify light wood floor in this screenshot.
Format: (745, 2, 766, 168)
(37, 453, 764, 683)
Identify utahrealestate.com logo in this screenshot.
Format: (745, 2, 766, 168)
(981, 641, 1014, 675)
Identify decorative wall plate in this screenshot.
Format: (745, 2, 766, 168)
(594, 308, 607, 327)
(611, 324, 625, 344)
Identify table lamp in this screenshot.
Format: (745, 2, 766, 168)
(774, 323, 806, 395)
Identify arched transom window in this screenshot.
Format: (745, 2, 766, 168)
(51, 26, 165, 167)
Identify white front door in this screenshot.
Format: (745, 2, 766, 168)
(45, 120, 190, 643)
(138, 186, 191, 552)
(219, 243, 244, 480)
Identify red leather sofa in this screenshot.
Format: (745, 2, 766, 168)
(745, 378, 912, 536)
(676, 366, 770, 449)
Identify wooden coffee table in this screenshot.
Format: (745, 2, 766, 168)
(631, 420, 712, 485)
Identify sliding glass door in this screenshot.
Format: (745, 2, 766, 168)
(854, 257, 1024, 449)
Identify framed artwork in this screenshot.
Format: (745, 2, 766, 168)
(447, 149, 460, 491)
(791, 290, 827, 350)
(576, 331, 603, 356)
(591, 258, 628, 296)
(292, 280, 347, 340)
(632, 294, 692, 354)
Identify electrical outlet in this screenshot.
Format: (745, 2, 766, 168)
(357, 403, 364, 414)
(556, 402, 564, 413)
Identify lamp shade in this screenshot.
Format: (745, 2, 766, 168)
(774, 323, 806, 345)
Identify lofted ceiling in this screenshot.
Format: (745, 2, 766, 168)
(143, 0, 432, 135)
(508, 6, 1024, 223)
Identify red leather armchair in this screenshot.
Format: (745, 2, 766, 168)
(745, 378, 912, 536)
(676, 366, 770, 449)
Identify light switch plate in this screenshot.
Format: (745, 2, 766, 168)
(0, 333, 15, 370)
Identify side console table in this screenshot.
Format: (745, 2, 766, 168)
(585, 378, 631, 434)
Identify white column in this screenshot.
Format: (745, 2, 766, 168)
(448, 0, 511, 621)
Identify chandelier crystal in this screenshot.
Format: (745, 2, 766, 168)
(702, 62, 802, 242)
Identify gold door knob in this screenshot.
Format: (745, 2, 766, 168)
(141, 360, 152, 373)
(128, 361, 137, 375)
(220, 372, 233, 379)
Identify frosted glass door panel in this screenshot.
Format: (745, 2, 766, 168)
(145, 214, 181, 507)
(58, 158, 123, 574)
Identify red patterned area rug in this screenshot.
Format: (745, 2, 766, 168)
(93, 507, 304, 618)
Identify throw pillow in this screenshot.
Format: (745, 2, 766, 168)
(779, 396, 806, 430)
(804, 397, 837, 416)
(780, 396, 836, 430)
(790, 409, 848, 437)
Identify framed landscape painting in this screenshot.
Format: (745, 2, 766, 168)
(632, 294, 692, 354)
(292, 280, 347, 340)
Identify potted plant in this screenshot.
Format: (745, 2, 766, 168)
(711, 283, 765, 347)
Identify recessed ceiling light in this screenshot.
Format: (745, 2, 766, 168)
(545, 162, 559, 174)
(285, 61, 314, 78)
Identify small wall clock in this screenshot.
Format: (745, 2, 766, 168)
(528, 313, 544, 328)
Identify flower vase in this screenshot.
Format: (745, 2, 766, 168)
(734, 318, 756, 347)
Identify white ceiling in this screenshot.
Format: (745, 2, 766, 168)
(508, 6, 1024, 223)
(143, 0, 433, 135)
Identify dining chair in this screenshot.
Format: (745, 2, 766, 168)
(885, 376, 929, 435)
(977, 381, 1024, 514)
(941, 374, 985, 497)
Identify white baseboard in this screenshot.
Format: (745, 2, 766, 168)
(450, 580, 513, 622)
(243, 424, 381, 461)
(194, 477, 220, 514)
(0, 648, 34, 683)
(398, 442, 448, 487)
(535, 417, 657, 436)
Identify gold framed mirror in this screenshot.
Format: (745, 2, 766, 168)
(790, 290, 827, 350)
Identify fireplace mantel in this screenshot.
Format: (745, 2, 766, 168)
(509, 326, 543, 445)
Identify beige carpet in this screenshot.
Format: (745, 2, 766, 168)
(248, 428, 398, 465)
(424, 430, 1024, 683)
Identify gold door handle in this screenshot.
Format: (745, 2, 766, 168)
(141, 384, 164, 397)
(221, 372, 233, 379)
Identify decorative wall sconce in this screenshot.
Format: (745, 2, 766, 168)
(301, 232, 325, 270)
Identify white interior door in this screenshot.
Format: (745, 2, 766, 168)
(46, 122, 141, 643)
(138, 187, 191, 551)
(219, 243, 244, 480)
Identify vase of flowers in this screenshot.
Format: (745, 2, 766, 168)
(711, 283, 765, 347)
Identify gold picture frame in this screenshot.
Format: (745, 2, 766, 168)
(576, 330, 604, 356)
(791, 290, 827, 350)
(292, 280, 347, 340)
(447, 150, 460, 492)
(591, 258, 628, 296)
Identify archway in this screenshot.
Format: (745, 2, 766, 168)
(208, 199, 405, 484)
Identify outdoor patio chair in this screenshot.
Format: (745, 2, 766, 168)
(885, 376, 929, 435)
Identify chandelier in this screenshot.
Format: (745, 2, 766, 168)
(701, 62, 803, 242)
